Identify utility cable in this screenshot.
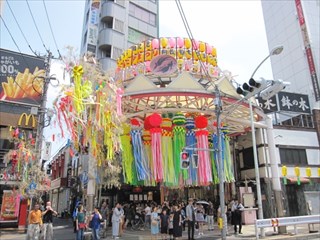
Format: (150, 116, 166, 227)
(42, 0, 62, 59)
(26, 0, 49, 53)
(175, 0, 215, 88)
(5, 0, 37, 56)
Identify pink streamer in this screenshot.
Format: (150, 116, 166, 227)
(116, 88, 124, 116)
(196, 130, 212, 185)
(151, 128, 163, 182)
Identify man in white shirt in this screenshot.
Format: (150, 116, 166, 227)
(144, 204, 152, 228)
(231, 199, 244, 234)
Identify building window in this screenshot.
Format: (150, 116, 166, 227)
(128, 28, 152, 44)
(101, 45, 112, 58)
(129, 2, 156, 26)
(279, 148, 307, 165)
(241, 147, 255, 169)
(85, 9, 90, 25)
(112, 47, 123, 60)
(114, 19, 124, 33)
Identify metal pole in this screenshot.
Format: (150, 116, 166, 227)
(35, 51, 52, 167)
(249, 100, 265, 237)
(266, 116, 286, 233)
(215, 88, 227, 239)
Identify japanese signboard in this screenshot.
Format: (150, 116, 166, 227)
(0, 49, 45, 105)
(0, 190, 19, 222)
(258, 91, 311, 114)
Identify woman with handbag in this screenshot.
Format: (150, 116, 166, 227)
(76, 205, 87, 240)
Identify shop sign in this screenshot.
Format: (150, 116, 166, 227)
(0, 190, 19, 221)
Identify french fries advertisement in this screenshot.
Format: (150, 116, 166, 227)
(0, 48, 46, 105)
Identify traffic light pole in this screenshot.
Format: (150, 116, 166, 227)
(215, 87, 227, 239)
(249, 100, 264, 237)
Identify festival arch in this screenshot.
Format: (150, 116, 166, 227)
(115, 37, 264, 202)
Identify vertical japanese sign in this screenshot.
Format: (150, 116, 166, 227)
(43, 142, 52, 161)
(87, 0, 100, 56)
(0, 190, 19, 221)
(0, 49, 45, 105)
(295, 0, 320, 101)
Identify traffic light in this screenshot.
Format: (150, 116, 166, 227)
(46, 164, 52, 175)
(259, 79, 289, 100)
(180, 151, 190, 169)
(236, 78, 267, 99)
(236, 78, 290, 100)
(192, 154, 198, 168)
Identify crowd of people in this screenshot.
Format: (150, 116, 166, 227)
(26, 197, 245, 240)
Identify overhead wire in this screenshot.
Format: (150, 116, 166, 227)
(5, 0, 37, 56)
(25, 0, 49, 53)
(0, 16, 43, 106)
(42, 0, 62, 59)
(174, 0, 213, 87)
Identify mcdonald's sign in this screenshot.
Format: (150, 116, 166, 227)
(18, 113, 36, 128)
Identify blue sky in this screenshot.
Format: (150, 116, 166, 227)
(1, 0, 274, 84)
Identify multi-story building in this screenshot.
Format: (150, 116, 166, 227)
(261, 0, 319, 109)
(236, 0, 320, 220)
(80, 0, 159, 70)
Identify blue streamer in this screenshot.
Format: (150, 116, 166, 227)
(186, 130, 197, 185)
(131, 130, 149, 181)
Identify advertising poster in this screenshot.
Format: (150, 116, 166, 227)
(0, 190, 19, 221)
(0, 48, 45, 105)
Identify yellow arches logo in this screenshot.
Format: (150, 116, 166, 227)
(18, 113, 36, 128)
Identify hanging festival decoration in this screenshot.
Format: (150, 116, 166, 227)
(195, 116, 212, 185)
(149, 113, 164, 182)
(173, 112, 187, 185)
(161, 114, 175, 186)
(185, 117, 198, 185)
(130, 119, 149, 181)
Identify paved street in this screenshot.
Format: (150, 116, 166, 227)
(0, 218, 319, 240)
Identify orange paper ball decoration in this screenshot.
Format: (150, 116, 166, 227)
(195, 116, 208, 129)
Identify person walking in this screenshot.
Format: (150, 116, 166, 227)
(172, 205, 183, 239)
(90, 206, 103, 240)
(112, 203, 123, 239)
(144, 203, 152, 228)
(26, 203, 43, 240)
(41, 201, 57, 240)
(195, 204, 205, 236)
(160, 209, 169, 240)
(151, 206, 160, 240)
(186, 198, 195, 240)
(75, 205, 87, 240)
(207, 202, 214, 231)
(231, 199, 244, 235)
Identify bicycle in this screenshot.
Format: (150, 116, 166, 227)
(131, 214, 145, 231)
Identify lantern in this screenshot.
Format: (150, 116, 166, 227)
(282, 165, 287, 185)
(294, 166, 300, 185)
(306, 167, 311, 178)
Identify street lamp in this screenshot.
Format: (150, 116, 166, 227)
(248, 45, 284, 236)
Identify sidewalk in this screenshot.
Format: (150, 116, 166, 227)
(0, 222, 319, 240)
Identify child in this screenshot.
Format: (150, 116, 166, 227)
(168, 213, 174, 240)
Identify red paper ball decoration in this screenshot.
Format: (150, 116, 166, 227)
(195, 116, 208, 129)
(149, 113, 162, 128)
(144, 116, 152, 130)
